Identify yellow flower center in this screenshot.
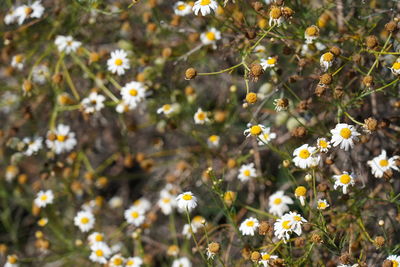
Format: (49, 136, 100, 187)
(295, 186, 307, 197)
(95, 249, 103, 257)
(246, 220, 255, 227)
(15, 55, 24, 63)
(40, 195, 48, 201)
(339, 128, 351, 139)
(379, 159, 389, 167)
(267, 58, 277, 65)
(273, 198, 282, 205)
(262, 254, 270, 260)
(250, 125, 262, 136)
(209, 135, 218, 142)
(177, 4, 186, 10)
(299, 149, 310, 159)
(392, 261, 399, 267)
(200, 0, 211, 5)
(322, 52, 334, 62)
(131, 211, 139, 218)
(263, 133, 269, 140)
(114, 258, 123, 265)
(318, 201, 327, 209)
(319, 139, 328, 148)
(38, 218, 47, 226)
(114, 58, 123, 66)
(339, 174, 351, 184)
(282, 220, 291, 229)
(95, 235, 103, 242)
(8, 256, 17, 264)
(163, 104, 171, 111)
(206, 31, 216, 41)
(57, 135, 67, 142)
(81, 217, 89, 224)
(243, 169, 251, 176)
(182, 194, 193, 201)
(129, 89, 138, 96)
(162, 198, 171, 203)
(392, 62, 400, 70)
(305, 26, 318, 36)
(293, 215, 302, 221)
(270, 7, 282, 19)
(197, 112, 206, 121)
(25, 7, 33, 15)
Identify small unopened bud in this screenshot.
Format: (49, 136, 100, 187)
(385, 21, 397, 32)
(364, 117, 378, 132)
(208, 242, 220, 254)
(378, 220, 385, 226)
(310, 233, 322, 244)
(319, 73, 332, 85)
(282, 160, 290, 168)
(294, 237, 305, 247)
(374, 236, 385, 247)
(304, 174, 312, 182)
(258, 221, 271, 235)
(362, 75, 373, 87)
(250, 251, 261, 262)
(330, 46, 341, 56)
(185, 68, 197, 80)
(365, 35, 378, 49)
(246, 92, 258, 104)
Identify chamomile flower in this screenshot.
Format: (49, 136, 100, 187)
(192, 0, 218, 16)
(5, 254, 19, 267)
(124, 206, 145, 226)
(274, 215, 293, 242)
(293, 144, 320, 169)
(116, 101, 131, 113)
(269, 6, 284, 26)
(182, 223, 197, 239)
(260, 57, 277, 70)
(34, 190, 54, 208)
(172, 257, 192, 267)
(107, 49, 130, 76)
(176, 191, 198, 212)
(207, 135, 220, 148)
(120, 81, 146, 108)
(390, 61, 400, 75)
(89, 242, 111, 264)
(157, 104, 174, 116)
(11, 54, 25, 70)
(32, 65, 49, 84)
(132, 197, 152, 212)
(386, 255, 400, 267)
(54, 35, 81, 54)
(330, 123, 360, 151)
(316, 137, 331, 153)
(109, 254, 125, 267)
(260, 253, 278, 267)
(239, 217, 259, 236)
(320, 52, 335, 71)
(174, 1, 192, 16)
(294, 186, 307, 206)
(244, 124, 267, 138)
(285, 211, 307, 236)
(23, 136, 43, 156)
(238, 163, 257, 182)
(367, 150, 399, 178)
(15, 1, 44, 25)
(253, 45, 266, 56)
(125, 256, 143, 267)
(333, 171, 355, 194)
(158, 191, 176, 215)
(268, 191, 293, 217)
(257, 127, 276, 145)
(304, 25, 319, 44)
(81, 92, 106, 114)
(317, 199, 329, 210)
(200, 28, 221, 47)
(74, 210, 95, 232)
(46, 124, 77, 154)
(4, 7, 18, 25)
(88, 232, 105, 245)
(194, 108, 209, 124)
(37, 218, 48, 227)
(192, 215, 206, 229)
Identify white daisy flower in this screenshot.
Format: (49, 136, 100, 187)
(293, 144, 320, 169)
(5, 165, 19, 182)
(192, 0, 218, 16)
(316, 137, 331, 153)
(239, 217, 259, 236)
(15, 1, 44, 25)
(120, 81, 146, 108)
(176, 191, 197, 212)
(182, 223, 197, 239)
(390, 61, 400, 75)
(304, 25, 319, 44)
(109, 254, 125, 267)
(285, 211, 307, 236)
(268, 191, 293, 217)
(244, 124, 267, 138)
(81, 92, 106, 114)
(269, 6, 284, 26)
(157, 104, 174, 116)
(54, 35, 81, 54)
(317, 199, 329, 210)
(367, 150, 399, 179)
(107, 49, 130, 76)
(172, 257, 192, 267)
(74, 210, 95, 232)
(330, 123, 360, 151)
(125, 256, 143, 267)
(32, 65, 49, 84)
(274, 214, 294, 242)
(88, 232, 105, 245)
(260, 57, 277, 70)
(194, 108, 209, 124)
(260, 252, 278, 267)
(200, 27, 221, 47)
(132, 197, 151, 212)
(207, 135, 220, 148)
(11, 54, 25, 70)
(34, 190, 54, 208)
(320, 52, 335, 71)
(386, 255, 400, 267)
(5, 254, 19, 267)
(89, 242, 111, 264)
(333, 171, 355, 194)
(294, 186, 307, 206)
(23, 136, 43, 156)
(238, 163, 257, 182)
(46, 124, 77, 154)
(174, 1, 192, 16)
(257, 127, 276, 146)
(158, 191, 176, 215)
(115, 101, 131, 113)
(253, 45, 266, 56)
(124, 206, 145, 226)
(4, 7, 19, 25)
